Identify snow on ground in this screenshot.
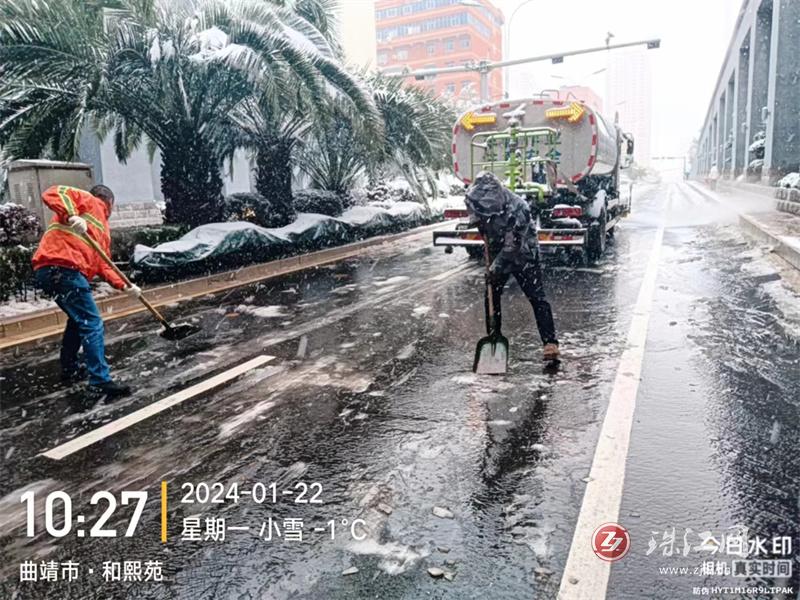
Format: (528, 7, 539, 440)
(373, 276, 409, 287)
(762, 279, 800, 341)
(0, 297, 55, 319)
(412, 305, 431, 317)
(0, 281, 121, 320)
(740, 247, 800, 341)
(236, 305, 287, 318)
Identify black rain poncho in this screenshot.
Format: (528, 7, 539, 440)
(464, 171, 538, 274)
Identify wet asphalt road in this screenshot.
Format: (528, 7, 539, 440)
(1, 179, 798, 599)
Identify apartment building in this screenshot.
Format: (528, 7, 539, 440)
(375, 0, 504, 99)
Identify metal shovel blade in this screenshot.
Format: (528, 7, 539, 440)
(473, 334, 509, 374)
(160, 322, 201, 341)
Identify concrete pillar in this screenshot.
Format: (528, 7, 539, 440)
(750, 0, 773, 178)
(720, 97, 725, 173)
(724, 76, 735, 176)
(734, 34, 751, 176)
(763, 0, 800, 181)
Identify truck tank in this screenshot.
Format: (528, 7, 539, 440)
(452, 98, 620, 186)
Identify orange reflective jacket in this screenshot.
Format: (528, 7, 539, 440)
(31, 186, 127, 289)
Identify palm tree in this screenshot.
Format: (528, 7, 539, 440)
(370, 74, 455, 202)
(1, 0, 377, 226)
(0, 0, 114, 162)
(216, 0, 379, 222)
(0, 0, 247, 225)
(299, 74, 455, 203)
(298, 97, 368, 196)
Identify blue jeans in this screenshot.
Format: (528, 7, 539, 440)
(35, 266, 111, 385)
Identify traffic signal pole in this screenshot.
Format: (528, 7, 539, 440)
(383, 38, 661, 102)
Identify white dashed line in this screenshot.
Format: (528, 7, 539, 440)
(41, 355, 275, 460)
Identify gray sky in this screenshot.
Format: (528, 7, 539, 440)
(496, 0, 741, 157)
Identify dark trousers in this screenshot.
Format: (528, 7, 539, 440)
(34, 266, 112, 385)
(484, 256, 558, 345)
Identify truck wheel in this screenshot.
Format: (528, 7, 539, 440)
(466, 246, 483, 259)
(586, 211, 606, 263)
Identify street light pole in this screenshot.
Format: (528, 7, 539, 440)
(504, 0, 536, 98)
(383, 39, 661, 104)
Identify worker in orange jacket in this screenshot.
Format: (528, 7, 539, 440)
(32, 185, 140, 398)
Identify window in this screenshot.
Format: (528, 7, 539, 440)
(460, 36, 471, 49)
(427, 41, 437, 55)
(444, 38, 455, 52)
(445, 83, 456, 95)
(461, 80, 473, 92)
(376, 11, 492, 43)
(377, 52, 389, 66)
(396, 48, 409, 60)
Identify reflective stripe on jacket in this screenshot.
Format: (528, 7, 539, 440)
(31, 186, 127, 289)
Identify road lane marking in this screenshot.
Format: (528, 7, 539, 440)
(38, 262, 475, 460)
(431, 262, 475, 281)
(557, 197, 668, 600)
(161, 481, 168, 543)
(40, 355, 275, 460)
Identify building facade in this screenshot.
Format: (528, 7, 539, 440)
(605, 48, 653, 166)
(375, 0, 504, 99)
(696, 0, 800, 182)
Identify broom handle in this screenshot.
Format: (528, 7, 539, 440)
(80, 233, 170, 327)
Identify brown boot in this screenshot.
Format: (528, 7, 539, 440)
(543, 343, 560, 361)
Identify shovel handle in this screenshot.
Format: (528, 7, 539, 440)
(483, 239, 497, 332)
(80, 233, 170, 327)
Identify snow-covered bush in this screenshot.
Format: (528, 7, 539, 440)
(366, 180, 391, 204)
(749, 158, 764, 170)
(777, 173, 800, 189)
(0, 203, 41, 246)
(749, 131, 766, 160)
(292, 190, 344, 217)
(221, 193, 277, 227)
(111, 224, 191, 262)
(390, 188, 419, 203)
(449, 182, 466, 196)
(0, 245, 35, 303)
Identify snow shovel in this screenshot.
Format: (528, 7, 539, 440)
(473, 242, 509, 374)
(80, 233, 200, 341)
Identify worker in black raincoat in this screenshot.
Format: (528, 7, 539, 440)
(465, 171, 559, 361)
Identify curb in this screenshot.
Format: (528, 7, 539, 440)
(716, 178, 777, 200)
(686, 181, 800, 272)
(0, 221, 448, 352)
(776, 199, 800, 217)
(715, 178, 800, 216)
(738, 214, 800, 271)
